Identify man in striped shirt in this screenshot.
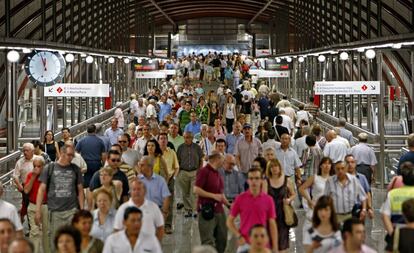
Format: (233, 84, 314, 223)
(304, 96, 319, 119)
(324, 161, 367, 223)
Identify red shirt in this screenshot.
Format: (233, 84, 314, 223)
(24, 172, 47, 204)
(230, 190, 276, 242)
(195, 164, 224, 213)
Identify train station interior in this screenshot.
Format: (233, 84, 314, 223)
(1, 1, 414, 253)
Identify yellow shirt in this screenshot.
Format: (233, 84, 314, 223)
(162, 148, 179, 177)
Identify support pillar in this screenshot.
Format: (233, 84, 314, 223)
(167, 32, 172, 58)
(252, 33, 256, 57)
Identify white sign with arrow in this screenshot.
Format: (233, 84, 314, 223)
(44, 83, 110, 97)
(314, 81, 380, 95)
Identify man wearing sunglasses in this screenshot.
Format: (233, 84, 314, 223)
(88, 150, 130, 206)
(35, 145, 84, 251)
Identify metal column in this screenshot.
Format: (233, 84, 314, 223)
(377, 52, 385, 189)
(367, 58, 372, 131)
(6, 58, 18, 152)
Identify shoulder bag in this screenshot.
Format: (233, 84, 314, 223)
(283, 177, 298, 227)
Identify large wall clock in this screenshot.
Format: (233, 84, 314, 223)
(24, 50, 66, 87)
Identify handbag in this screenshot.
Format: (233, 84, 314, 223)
(282, 177, 298, 227)
(200, 202, 215, 220)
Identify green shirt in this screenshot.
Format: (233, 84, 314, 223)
(195, 105, 210, 124)
(179, 110, 191, 132)
(168, 134, 185, 151)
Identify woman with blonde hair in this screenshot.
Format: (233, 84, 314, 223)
(92, 167, 122, 210)
(266, 159, 296, 253)
(90, 188, 116, 241)
(126, 123, 137, 148)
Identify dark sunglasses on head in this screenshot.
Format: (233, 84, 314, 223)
(118, 140, 128, 143)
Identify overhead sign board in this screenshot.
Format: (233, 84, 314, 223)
(265, 59, 291, 70)
(132, 59, 159, 71)
(314, 81, 380, 95)
(135, 71, 166, 79)
(249, 69, 290, 78)
(44, 83, 110, 97)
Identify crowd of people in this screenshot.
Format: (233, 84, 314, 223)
(2, 52, 414, 253)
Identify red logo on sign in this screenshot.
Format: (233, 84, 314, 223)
(361, 85, 367, 91)
(57, 87, 63, 93)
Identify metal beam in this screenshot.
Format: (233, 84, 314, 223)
(248, 0, 273, 27)
(149, 0, 176, 27)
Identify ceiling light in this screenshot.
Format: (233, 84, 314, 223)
(7, 50, 20, 62)
(357, 47, 365, 53)
(148, 59, 153, 64)
(22, 48, 32, 54)
(286, 57, 292, 63)
(298, 56, 304, 63)
(339, 52, 349, 61)
(365, 49, 376, 59)
(276, 58, 281, 63)
(65, 53, 75, 63)
(318, 55, 326, 62)
(123, 58, 130, 64)
(137, 58, 142, 63)
(85, 56, 94, 64)
(108, 57, 115, 64)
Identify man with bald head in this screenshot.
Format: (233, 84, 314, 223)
(219, 154, 245, 203)
(324, 130, 349, 163)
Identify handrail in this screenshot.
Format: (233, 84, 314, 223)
(0, 102, 130, 185)
(0, 151, 22, 184)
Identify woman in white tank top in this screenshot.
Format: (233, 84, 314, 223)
(299, 157, 334, 251)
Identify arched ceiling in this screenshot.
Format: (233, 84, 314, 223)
(137, 0, 291, 25)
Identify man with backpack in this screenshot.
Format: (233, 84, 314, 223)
(35, 144, 84, 251)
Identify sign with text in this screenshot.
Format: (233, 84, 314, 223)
(44, 83, 109, 97)
(249, 69, 290, 78)
(132, 59, 159, 71)
(314, 81, 380, 95)
(265, 59, 291, 70)
(135, 71, 166, 79)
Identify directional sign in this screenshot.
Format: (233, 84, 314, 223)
(135, 71, 166, 79)
(249, 69, 290, 78)
(44, 83, 110, 97)
(314, 81, 380, 95)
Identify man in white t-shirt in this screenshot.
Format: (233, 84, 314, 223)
(113, 179, 164, 241)
(104, 206, 162, 253)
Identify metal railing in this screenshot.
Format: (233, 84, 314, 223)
(0, 102, 130, 186)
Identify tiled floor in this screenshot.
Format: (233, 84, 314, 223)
(162, 188, 388, 253)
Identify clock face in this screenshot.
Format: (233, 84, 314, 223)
(24, 51, 66, 87)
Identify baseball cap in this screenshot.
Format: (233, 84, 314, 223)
(243, 123, 252, 129)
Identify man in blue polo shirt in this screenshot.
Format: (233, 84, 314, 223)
(138, 156, 171, 220)
(184, 112, 201, 136)
(75, 124, 106, 189)
(158, 94, 172, 122)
